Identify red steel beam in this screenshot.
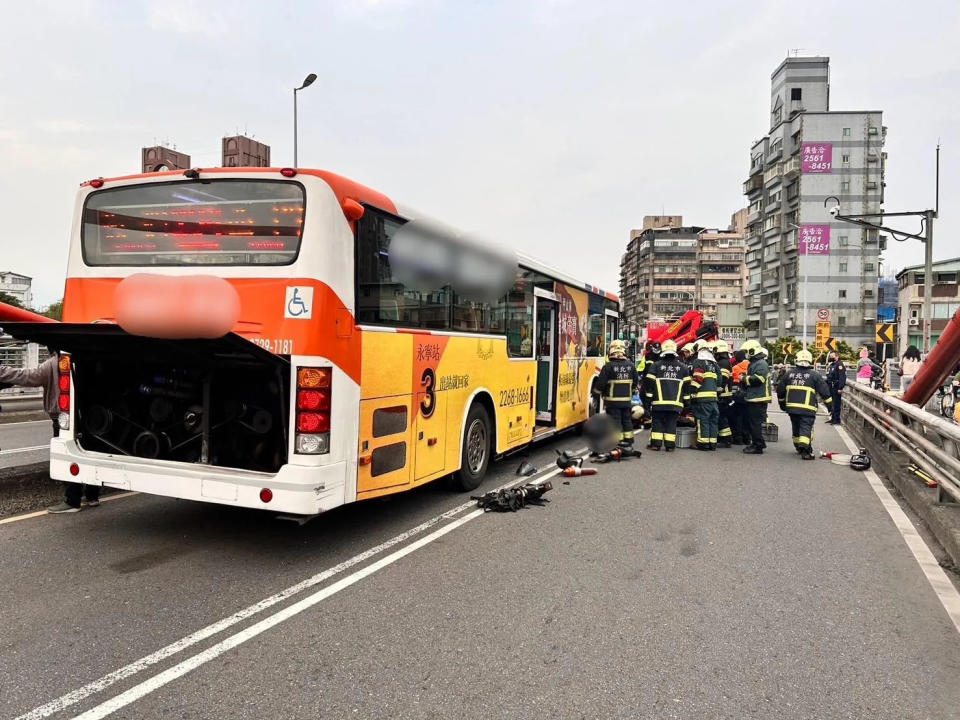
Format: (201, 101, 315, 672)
(0, 301, 57, 324)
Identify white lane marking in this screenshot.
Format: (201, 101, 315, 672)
(0, 493, 139, 526)
(0, 420, 50, 428)
(17, 455, 579, 720)
(835, 425, 960, 634)
(0, 445, 48, 456)
(70, 462, 569, 720)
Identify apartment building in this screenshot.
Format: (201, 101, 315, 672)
(743, 56, 885, 345)
(619, 214, 746, 327)
(896, 258, 960, 354)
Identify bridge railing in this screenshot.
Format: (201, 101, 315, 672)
(843, 381, 960, 504)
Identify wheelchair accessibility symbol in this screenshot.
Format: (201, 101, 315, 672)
(284, 286, 314, 319)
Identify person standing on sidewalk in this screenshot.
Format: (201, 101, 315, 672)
(739, 340, 772, 455)
(825, 352, 846, 424)
(0, 352, 100, 513)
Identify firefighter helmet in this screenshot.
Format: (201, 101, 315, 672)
(795, 349, 813, 367)
(661, 339, 678, 356)
(714, 339, 730, 354)
(631, 404, 645, 421)
(681, 343, 695, 357)
(741, 339, 763, 358)
(608, 339, 626, 357)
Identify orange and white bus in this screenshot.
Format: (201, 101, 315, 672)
(9, 167, 619, 515)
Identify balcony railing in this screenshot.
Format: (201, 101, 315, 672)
(763, 162, 783, 184)
(743, 174, 764, 194)
(783, 156, 801, 178)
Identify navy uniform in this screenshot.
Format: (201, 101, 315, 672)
(740, 340, 772, 455)
(825, 355, 846, 424)
(714, 340, 734, 447)
(777, 350, 833, 458)
(594, 340, 639, 449)
(644, 340, 689, 451)
(687, 342, 721, 450)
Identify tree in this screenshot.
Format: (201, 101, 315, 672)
(764, 335, 802, 364)
(41, 299, 63, 321)
(0, 291, 23, 309)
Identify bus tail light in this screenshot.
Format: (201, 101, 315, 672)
(57, 354, 71, 430)
(295, 367, 331, 455)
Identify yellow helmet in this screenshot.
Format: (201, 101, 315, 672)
(740, 339, 765, 358)
(661, 339, 678, 356)
(681, 343, 695, 356)
(608, 339, 626, 357)
(796, 349, 813, 366)
(715, 340, 730, 354)
(631, 404, 645, 420)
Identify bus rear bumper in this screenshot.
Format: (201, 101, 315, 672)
(49, 439, 347, 516)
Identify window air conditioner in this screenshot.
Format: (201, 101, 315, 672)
(909, 317, 920, 326)
(784, 320, 793, 329)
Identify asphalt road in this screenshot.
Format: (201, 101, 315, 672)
(0, 419, 52, 469)
(2, 413, 960, 719)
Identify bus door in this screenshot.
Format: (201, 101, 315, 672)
(605, 309, 619, 355)
(535, 290, 558, 424)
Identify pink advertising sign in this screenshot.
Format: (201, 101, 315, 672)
(801, 143, 832, 173)
(799, 225, 830, 255)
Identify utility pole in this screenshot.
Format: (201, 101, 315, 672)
(923, 208, 934, 353)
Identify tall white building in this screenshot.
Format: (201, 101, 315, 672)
(743, 56, 886, 346)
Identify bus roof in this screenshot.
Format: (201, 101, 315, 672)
(84, 166, 619, 304)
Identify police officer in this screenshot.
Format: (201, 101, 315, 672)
(643, 340, 689, 452)
(687, 339, 721, 451)
(714, 340, 734, 447)
(594, 339, 639, 451)
(824, 351, 846, 424)
(777, 349, 833, 459)
(740, 339, 772, 455)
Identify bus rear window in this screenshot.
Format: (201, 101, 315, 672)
(82, 179, 305, 266)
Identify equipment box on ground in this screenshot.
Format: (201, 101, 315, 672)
(761, 422, 778, 442)
(676, 427, 695, 449)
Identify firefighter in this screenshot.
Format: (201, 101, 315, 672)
(729, 347, 750, 444)
(594, 339, 639, 450)
(687, 339, 721, 450)
(777, 349, 832, 459)
(643, 340, 689, 451)
(679, 343, 695, 365)
(714, 340, 734, 447)
(739, 339, 772, 454)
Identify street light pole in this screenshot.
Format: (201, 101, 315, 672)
(923, 208, 934, 354)
(293, 73, 317, 167)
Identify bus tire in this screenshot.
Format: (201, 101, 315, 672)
(451, 403, 492, 491)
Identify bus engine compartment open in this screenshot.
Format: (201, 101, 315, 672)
(74, 358, 289, 472)
(6, 324, 292, 474)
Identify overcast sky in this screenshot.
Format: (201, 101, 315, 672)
(2, 0, 957, 308)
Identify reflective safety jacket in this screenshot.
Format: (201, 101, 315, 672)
(687, 357, 720, 404)
(777, 366, 832, 416)
(644, 358, 691, 412)
(741, 357, 771, 404)
(716, 355, 733, 399)
(594, 357, 638, 407)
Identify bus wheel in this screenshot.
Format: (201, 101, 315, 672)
(451, 404, 491, 491)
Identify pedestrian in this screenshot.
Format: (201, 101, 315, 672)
(897, 345, 922, 393)
(728, 348, 750, 444)
(594, 339, 639, 451)
(824, 351, 846, 424)
(777, 349, 833, 459)
(714, 340, 734, 447)
(643, 340, 689, 452)
(739, 340, 772, 455)
(856, 348, 882, 386)
(0, 351, 100, 513)
(687, 339, 721, 451)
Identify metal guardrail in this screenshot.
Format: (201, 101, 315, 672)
(844, 382, 960, 503)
